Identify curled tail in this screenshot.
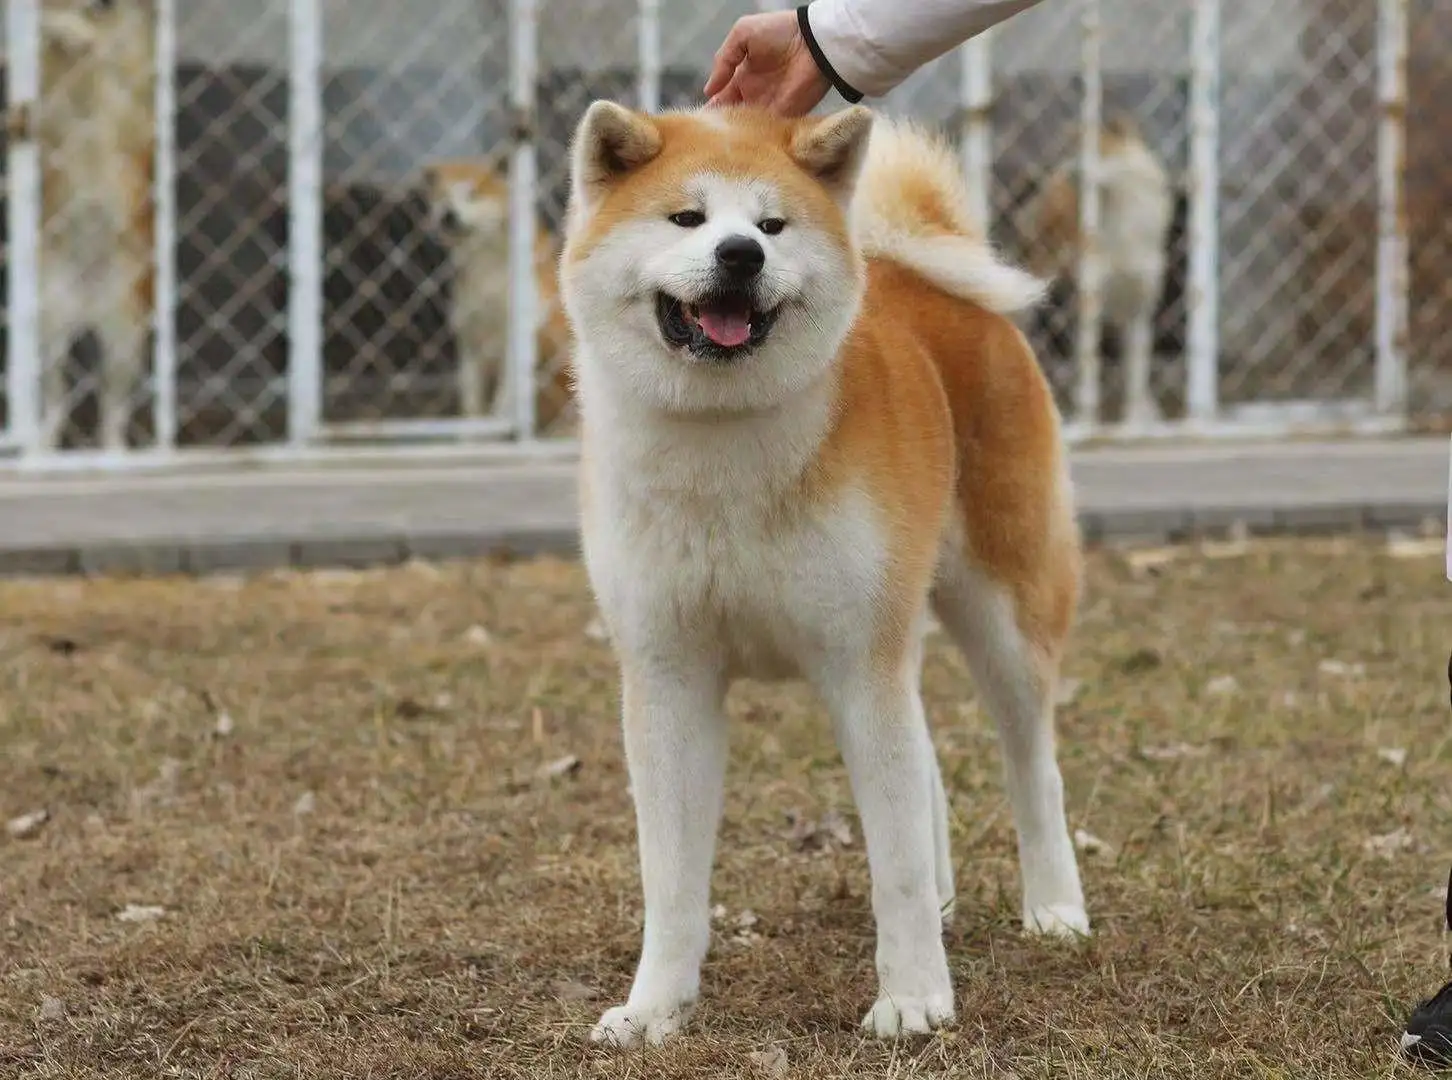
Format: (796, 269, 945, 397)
(851, 116, 1046, 317)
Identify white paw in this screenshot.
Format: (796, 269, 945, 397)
(860, 990, 956, 1039)
(1023, 902, 1091, 939)
(588, 1000, 694, 1049)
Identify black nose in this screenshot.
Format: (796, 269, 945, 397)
(715, 235, 765, 282)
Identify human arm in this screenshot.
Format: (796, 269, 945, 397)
(704, 0, 1049, 115)
(802, 0, 1048, 101)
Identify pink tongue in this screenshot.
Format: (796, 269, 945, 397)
(698, 309, 752, 347)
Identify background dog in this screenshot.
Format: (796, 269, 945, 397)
(33, 0, 156, 451)
(421, 159, 574, 431)
(560, 101, 1088, 1046)
(1021, 112, 1174, 425)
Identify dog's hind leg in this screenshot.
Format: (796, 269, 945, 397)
(913, 621, 957, 928)
(39, 320, 73, 453)
(1121, 303, 1160, 427)
(932, 553, 1088, 939)
(96, 251, 151, 452)
(929, 744, 956, 927)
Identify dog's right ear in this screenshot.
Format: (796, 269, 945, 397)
(569, 101, 662, 203)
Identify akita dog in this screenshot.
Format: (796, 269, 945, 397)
(34, 0, 157, 451)
(559, 101, 1089, 1046)
(421, 159, 575, 430)
(1022, 113, 1174, 425)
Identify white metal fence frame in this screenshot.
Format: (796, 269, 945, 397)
(0, 0, 1414, 475)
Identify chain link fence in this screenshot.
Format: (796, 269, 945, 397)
(0, 0, 1437, 468)
(1407, 0, 1452, 423)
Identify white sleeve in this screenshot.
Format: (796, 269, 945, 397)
(800, 0, 1047, 99)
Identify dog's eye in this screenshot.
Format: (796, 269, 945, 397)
(758, 218, 786, 236)
(668, 211, 706, 228)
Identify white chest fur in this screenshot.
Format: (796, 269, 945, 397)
(580, 395, 888, 684)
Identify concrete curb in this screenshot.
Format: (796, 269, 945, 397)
(0, 499, 1441, 580)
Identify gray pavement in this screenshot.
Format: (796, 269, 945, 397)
(0, 435, 1445, 576)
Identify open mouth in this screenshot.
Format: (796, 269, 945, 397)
(655, 290, 779, 361)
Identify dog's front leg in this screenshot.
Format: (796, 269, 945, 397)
(823, 665, 955, 1039)
(590, 659, 728, 1049)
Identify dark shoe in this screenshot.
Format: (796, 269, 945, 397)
(1403, 866, 1452, 1067)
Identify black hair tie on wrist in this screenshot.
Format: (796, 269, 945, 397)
(797, 4, 864, 105)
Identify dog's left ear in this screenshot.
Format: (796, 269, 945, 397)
(790, 106, 874, 201)
(569, 101, 662, 205)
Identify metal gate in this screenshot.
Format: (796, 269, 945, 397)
(0, 0, 1426, 475)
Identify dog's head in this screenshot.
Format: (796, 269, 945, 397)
(559, 102, 873, 415)
(421, 160, 509, 244)
(41, 0, 152, 54)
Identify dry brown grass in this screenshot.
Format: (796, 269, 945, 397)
(2, 536, 1451, 1078)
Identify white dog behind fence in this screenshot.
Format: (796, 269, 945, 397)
(30, 0, 157, 451)
(1021, 113, 1174, 425)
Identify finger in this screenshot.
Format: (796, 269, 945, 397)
(703, 18, 752, 97)
(708, 78, 747, 108)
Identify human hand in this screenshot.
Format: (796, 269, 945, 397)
(702, 10, 830, 117)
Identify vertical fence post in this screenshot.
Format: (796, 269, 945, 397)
(508, 0, 540, 441)
(5, 0, 42, 456)
(1374, 0, 1409, 417)
(1073, 0, 1104, 429)
(152, 0, 179, 450)
(959, 30, 994, 231)
(637, 0, 661, 112)
(288, 0, 324, 446)
(1185, 0, 1221, 425)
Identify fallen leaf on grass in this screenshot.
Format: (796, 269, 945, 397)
(6, 808, 50, 839)
(1139, 742, 1208, 762)
(116, 904, 166, 923)
(784, 808, 854, 851)
(1074, 828, 1114, 857)
(1363, 827, 1414, 857)
(1117, 647, 1163, 674)
(1124, 546, 1179, 576)
(536, 755, 582, 782)
(293, 791, 317, 817)
(1377, 746, 1408, 768)
(392, 696, 435, 721)
(748, 1046, 789, 1076)
(1318, 659, 1366, 679)
(463, 625, 493, 648)
(549, 978, 597, 1002)
(1204, 674, 1239, 696)
(37, 996, 66, 1022)
(43, 636, 82, 656)
(1386, 534, 1444, 560)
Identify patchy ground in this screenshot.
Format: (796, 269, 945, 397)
(2, 534, 1451, 1078)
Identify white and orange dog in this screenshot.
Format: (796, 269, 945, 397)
(559, 101, 1089, 1046)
